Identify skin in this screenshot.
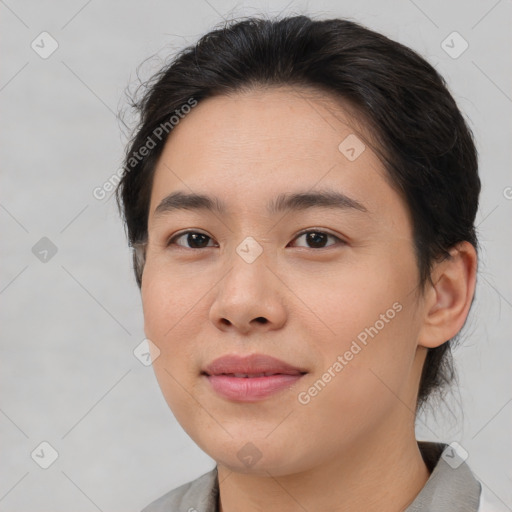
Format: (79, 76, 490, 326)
(140, 86, 477, 512)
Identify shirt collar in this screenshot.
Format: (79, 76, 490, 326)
(183, 441, 481, 512)
(405, 441, 481, 511)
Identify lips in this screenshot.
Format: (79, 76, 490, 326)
(202, 353, 307, 402)
(202, 353, 307, 377)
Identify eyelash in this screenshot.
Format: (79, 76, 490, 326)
(166, 229, 346, 250)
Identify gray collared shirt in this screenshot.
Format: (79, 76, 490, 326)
(141, 442, 482, 512)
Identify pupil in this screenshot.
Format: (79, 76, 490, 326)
(307, 232, 326, 248)
(189, 233, 209, 248)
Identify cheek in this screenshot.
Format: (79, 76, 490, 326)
(291, 258, 413, 347)
(294, 308, 420, 449)
(141, 262, 201, 338)
(141, 267, 204, 418)
(141, 267, 202, 392)
(294, 254, 421, 403)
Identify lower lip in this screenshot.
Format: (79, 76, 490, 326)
(205, 374, 305, 402)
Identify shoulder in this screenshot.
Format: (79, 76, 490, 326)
(141, 467, 219, 512)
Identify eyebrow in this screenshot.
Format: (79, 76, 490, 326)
(153, 189, 368, 219)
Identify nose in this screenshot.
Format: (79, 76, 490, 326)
(208, 250, 287, 335)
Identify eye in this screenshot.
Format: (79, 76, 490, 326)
(167, 229, 344, 250)
(167, 230, 217, 249)
(289, 229, 344, 249)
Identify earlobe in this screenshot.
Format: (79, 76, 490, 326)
(418, 241, 477, 349)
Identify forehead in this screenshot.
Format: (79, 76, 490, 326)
(165, 86, 376, 162)
(147, 86, 405, 226)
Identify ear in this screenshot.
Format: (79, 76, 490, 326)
(418, 241, 477, 349)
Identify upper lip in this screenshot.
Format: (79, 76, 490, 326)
(202, 353, 307, 376)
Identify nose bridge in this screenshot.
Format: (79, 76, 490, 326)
(209, 234, 285, 331)
(224, 234, 272, 292)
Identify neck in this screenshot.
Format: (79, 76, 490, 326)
(217, 420, 430, 512)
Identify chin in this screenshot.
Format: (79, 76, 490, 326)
(198, 436, 311, 477)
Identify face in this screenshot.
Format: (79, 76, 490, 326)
(141, 86, 428, 476)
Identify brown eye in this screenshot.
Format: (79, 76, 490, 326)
(166, 229, 344, 250)
(167, 231, 216, 249)
(290, 230, 344, 249)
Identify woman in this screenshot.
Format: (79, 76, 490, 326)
(116, 15, 485, 511)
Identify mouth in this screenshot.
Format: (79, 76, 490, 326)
(201, 353, 308, 402)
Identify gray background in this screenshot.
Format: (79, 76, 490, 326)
(1, 0, 511, 510)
